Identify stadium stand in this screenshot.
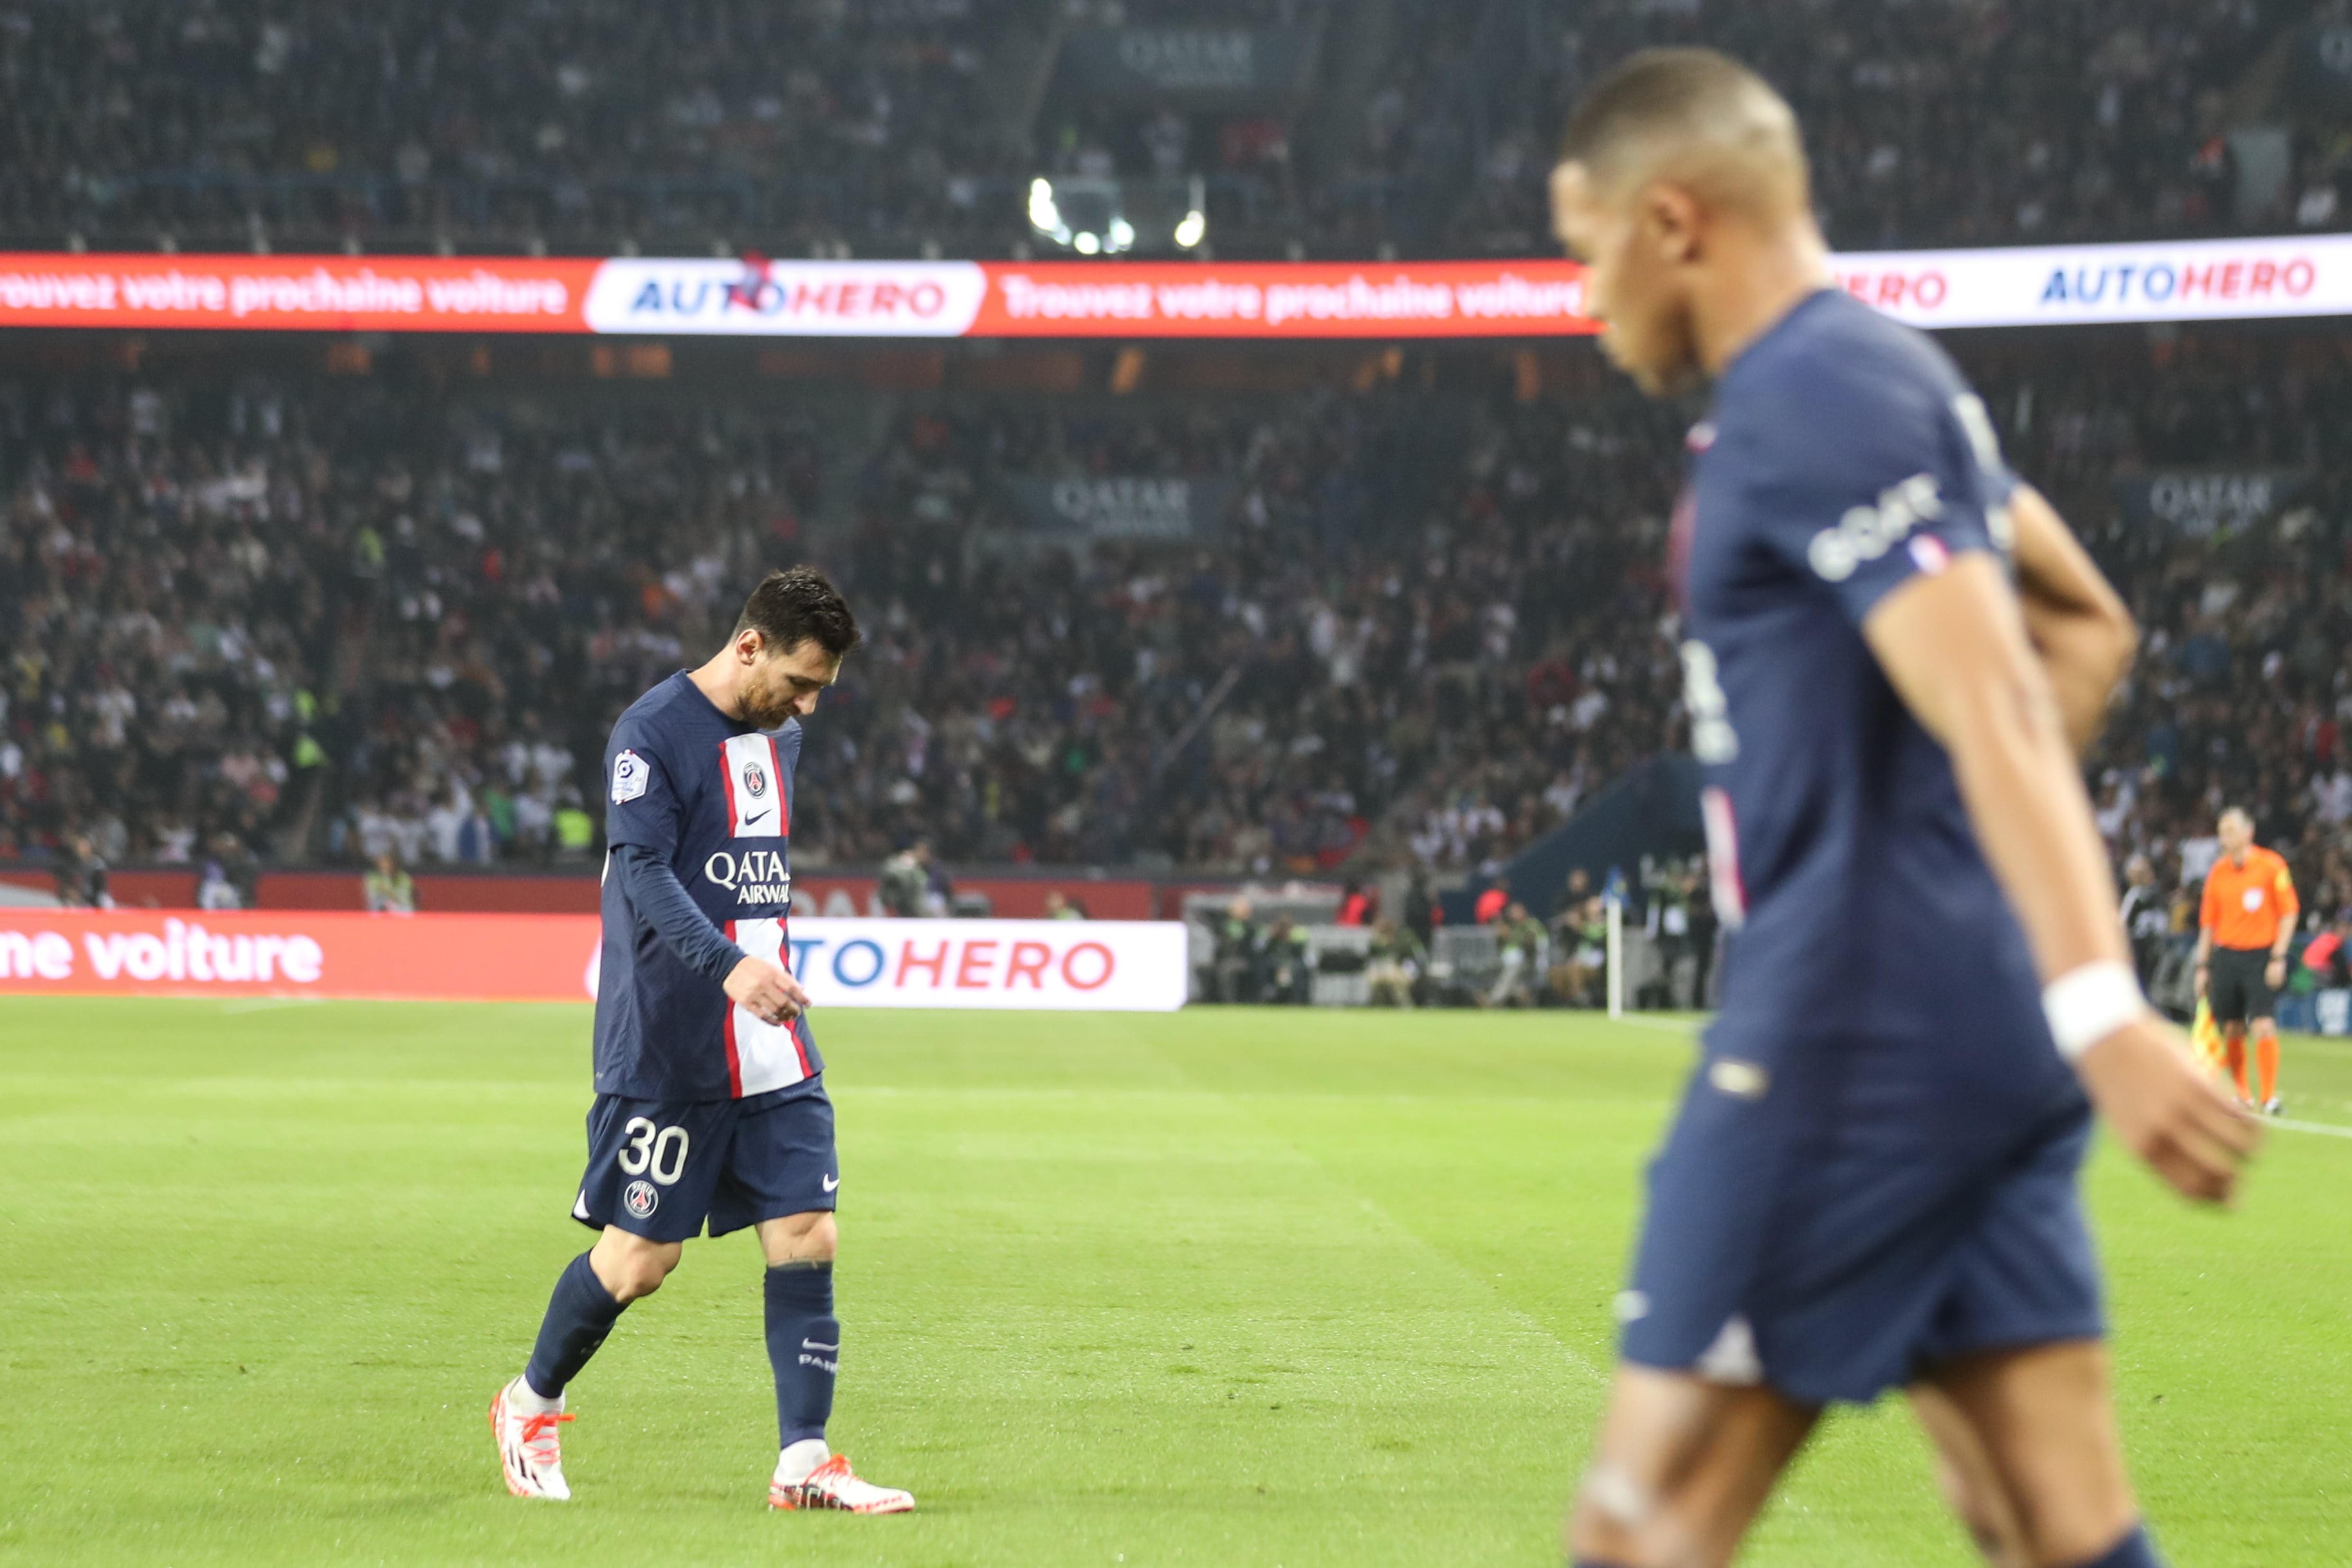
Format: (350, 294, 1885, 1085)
(9, 327, 2352, 927)
(0, 0, 1037, 259)
(0, 0, 2329, 258)
(1452, 0, 2301, 255)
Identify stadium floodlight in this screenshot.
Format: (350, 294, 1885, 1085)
(1027, 177, 1061, 235)
(1172, 207, 1207, 249)
(1026, 174, 1129, 255)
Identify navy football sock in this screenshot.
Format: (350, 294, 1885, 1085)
(2068, 1524, 2164, 1568)
(523, 1252, 626, 1400)
(765, 1261, 837, 1446)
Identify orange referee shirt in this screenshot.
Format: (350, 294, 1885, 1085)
(2200, 846, 2299, 952)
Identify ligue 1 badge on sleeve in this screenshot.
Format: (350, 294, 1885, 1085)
(612, 749, 649, 804)
(623, 1180, 659, 1219)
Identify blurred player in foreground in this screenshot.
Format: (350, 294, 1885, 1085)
(488, 567, 914, 1514)
(1548, 49, 2259, 1568)
(2194, 807, 2297, 1114)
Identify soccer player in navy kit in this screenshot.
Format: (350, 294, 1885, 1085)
(489, 567, 913, 1515)
(1547, 52, 2259, 1568)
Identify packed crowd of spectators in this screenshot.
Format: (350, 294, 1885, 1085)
(1441, 0, 2301, 256)
(0, 0, 2328, 257)
(0, 351, 1675, 882)
(0, 0, 1030, 254)
(0, 374, 337, 879)
(12, 324, 2352, 924)
(0, 369, 836, 877)
(809, 374, 1684, 873)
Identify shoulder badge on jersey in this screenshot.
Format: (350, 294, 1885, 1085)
(612, 749, 650, 804)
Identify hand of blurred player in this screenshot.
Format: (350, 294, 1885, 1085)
(2076, 1014, 2259, 1205)
(2265, 956, 2287, 990)
(725, 954, 808, 1025)
(2192, 962, 2209, 999)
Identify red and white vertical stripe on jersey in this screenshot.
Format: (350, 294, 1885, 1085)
(723, 916, 815, 1098)
(718, 731, 805, 1097)
(1699, 785, 1748, 931)
(718, 733, 788, 839)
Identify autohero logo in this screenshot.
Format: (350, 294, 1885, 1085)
(582, 260, 990, 336)
(1807, 473, 1942, 583)
(706, 848, 792, 906)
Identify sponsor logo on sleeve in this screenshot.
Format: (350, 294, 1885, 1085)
(611, 749, 649, 803)
(1807, 473, 1944, 583)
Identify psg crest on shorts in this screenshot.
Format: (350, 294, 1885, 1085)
(623, 1180, 659, 1219)
(743, 761, 768, 799)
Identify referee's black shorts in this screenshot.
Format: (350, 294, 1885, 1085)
(2207, 946, 2276, 1026)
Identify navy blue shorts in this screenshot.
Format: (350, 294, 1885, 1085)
(1618, 1050, 2102, 1406)
(573, 1086, 836, 1244)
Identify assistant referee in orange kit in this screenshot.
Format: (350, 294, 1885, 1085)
(2195, 807, 2299, 1115)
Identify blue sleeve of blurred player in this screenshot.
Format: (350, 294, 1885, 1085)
(612, 842, 747, 983)
(1725, 352, 2014, 626)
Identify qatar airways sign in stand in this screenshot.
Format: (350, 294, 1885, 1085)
(0, 909, 1189, 1012)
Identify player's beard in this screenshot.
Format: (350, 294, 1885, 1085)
(740, 667, 796, 729)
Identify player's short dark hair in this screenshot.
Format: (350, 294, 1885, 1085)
(1558, 47, 1803, 203)
(734, 566, 861, 659)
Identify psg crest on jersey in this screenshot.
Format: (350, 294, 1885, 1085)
(743, 761, 768, 799)
(623, 1180, 659, 1219)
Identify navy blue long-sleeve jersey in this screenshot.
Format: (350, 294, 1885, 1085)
(592, 671, 821, 1102)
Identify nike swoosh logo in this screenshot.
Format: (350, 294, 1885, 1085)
(821, 1174, 839, 1192)
(741, 808, 771, 826)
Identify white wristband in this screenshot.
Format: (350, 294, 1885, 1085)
(2041, 960, 2147, 1062)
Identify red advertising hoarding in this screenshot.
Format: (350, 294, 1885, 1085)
(12, 235, 2351, 339)
(0, 253, 1592, 338)
(0, 254, 599, 333)
(0, 909, 595, 1002)
(0, 909, 1190, 1009)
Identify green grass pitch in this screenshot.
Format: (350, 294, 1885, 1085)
(2, 999, 2347, 1567)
